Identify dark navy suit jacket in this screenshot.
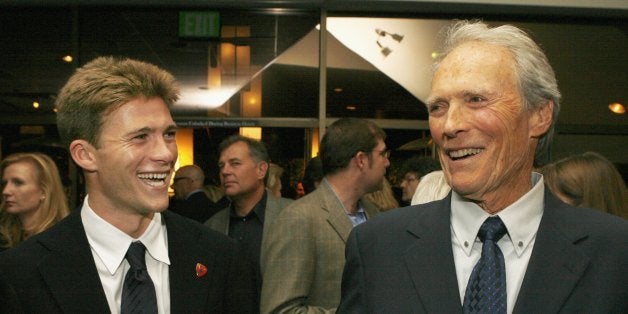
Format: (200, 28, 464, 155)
(339, 189, 628, 313)
(0, 209, 257, 313)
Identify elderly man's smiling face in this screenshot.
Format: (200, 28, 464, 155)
(427, 41, 551, 213)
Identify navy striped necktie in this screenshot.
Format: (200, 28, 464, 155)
(463, 216, 508, 314)
(121, 241, 158, 314)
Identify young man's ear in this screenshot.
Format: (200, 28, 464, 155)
(529, 100, 554, 138)
(69, 139, 98, 172)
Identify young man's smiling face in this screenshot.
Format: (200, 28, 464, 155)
(89, 97, 178, 216)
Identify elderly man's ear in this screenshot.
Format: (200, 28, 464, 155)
(529, 101, 554, 138)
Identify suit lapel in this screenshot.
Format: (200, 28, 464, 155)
(164, 211, 213, 312)
(319, 182, 354, 243)
(513, 191, 591, 313)
(404, 196, 462, 313)
(37, 210, 110, 313)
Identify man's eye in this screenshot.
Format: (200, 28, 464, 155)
(134, 134, 148, 140)
(468, 96, 485, 103)
(164, 131, 176, 139)
(428, 102, 446, 114)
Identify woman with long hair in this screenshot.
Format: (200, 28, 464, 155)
(1, 152, 70, 249)
(542, 151, 627, 219)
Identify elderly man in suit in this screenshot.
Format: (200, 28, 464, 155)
(339, 20, 628, 313)
(261, 118, 388, 313)
(205, 135, 293, 299)
(0, 56, 256, 313)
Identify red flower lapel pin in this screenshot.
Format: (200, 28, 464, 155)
(196, 263, 208, 278)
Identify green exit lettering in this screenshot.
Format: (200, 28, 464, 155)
(179, 12, 220, 38)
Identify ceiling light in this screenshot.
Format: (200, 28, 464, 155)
(608, 102, 625, 114)
(334, 87, 343, 93)
(62, 55, 73, 63)
(32, 101, 40, 109)
(346, 105, 356, 111)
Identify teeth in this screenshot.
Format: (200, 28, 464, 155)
(449, 148, 483, 159)
(138, 173, 168, 180)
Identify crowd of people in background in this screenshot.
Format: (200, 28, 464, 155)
(0, 19, 626, 314)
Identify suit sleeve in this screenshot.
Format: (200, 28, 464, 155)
(0, 269, 23, 313)
(338, 228, 366, 314)
(260, 208, 334, 313)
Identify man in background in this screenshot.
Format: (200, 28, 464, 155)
(205, 135, 293, 298)
(261, 118, 387, 313)
(398, 156, 441, 205)
(169, 164, 220, 223)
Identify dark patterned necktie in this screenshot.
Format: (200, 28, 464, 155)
(463, 216, 507, 314)
(121, 242, 158, 314)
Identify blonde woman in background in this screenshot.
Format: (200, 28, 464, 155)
(542, 151, 627, 219)
(266, 162, 284, 198)
(364, 177, 399, 211)
(0, 152, 70, 250)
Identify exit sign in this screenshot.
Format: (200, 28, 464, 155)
(179, 11, 220, 38)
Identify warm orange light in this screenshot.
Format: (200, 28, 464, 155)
(240, 127, 262, 140)
(32, 101, 40, 109)
(608, 102, 625, 114)
(346, 105, 356, 111)
(62, 55, 73, 63)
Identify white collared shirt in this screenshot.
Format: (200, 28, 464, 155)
(81, 195, 171, 314)
(451, 173, 545, 314)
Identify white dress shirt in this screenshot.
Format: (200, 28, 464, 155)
(451, 173, 545, 314)
(81, 195, 171, 314)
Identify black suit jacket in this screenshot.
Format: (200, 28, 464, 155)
(338, 190, 628, 313)
(169, 191, 221, 223)
(0, 209, 257, 313)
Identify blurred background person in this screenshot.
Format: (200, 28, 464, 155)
(542, 151, 627, 219)
(0, 152, 70, 250)
(398, 156, 441, 206)
(411, 170, 451, 205)
(203, 181, 230, 209)
(364, 177, 399, 211)
(302, 156, 323, 195)
(169, 164, 220, 223)
(266, 163, 284, 198)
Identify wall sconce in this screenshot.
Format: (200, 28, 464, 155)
(375, 28, 404, 57)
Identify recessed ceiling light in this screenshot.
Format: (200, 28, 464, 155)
(62, 55, 73, 63)
(334, 87, 343, 93)
(608, 102, 625, 114)
(32, 101, 40, 109)
(346, 105, 356, 111)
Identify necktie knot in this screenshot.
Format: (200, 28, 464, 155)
(126, 242, 148, 271)
(478, 216, 507, 242)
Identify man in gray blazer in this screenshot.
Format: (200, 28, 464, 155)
(205, 135, 293, 297)
(338, 20, 628, 313)
(261, 118, 388, 313)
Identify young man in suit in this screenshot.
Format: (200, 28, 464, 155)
(0, 56, 256, 313)
(205, 135, 293, 298)
(261, 118, 388, 313)
(339, 20, 628, 313)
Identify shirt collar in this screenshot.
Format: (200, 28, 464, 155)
(229, 190, 267, 223)
(81, 194, 171, 275)
(451, 172, 545, 257)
